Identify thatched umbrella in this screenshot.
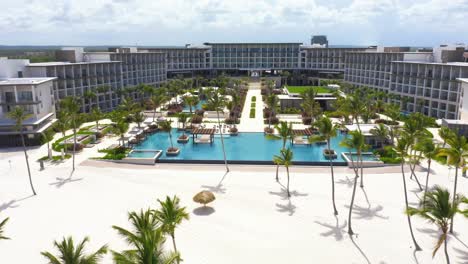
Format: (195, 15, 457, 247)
(193, 191, 215, 206)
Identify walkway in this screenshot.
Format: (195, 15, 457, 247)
(238, 82, 265, 132)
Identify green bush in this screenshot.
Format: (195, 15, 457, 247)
(280, 107, 301, 114)
(251, 96, 256, 102)
(251, 102, 256, 107)
(249, 108, 256, 118)
(100, 146, 129, 160)
(374, 146, 401, 164)
(38, 154, 71, 161)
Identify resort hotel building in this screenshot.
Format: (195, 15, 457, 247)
(1, 35, 468, 146)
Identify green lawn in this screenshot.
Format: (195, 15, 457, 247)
(286, 86, 332, 94)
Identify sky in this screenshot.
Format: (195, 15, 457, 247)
(0, 0, 467, 47)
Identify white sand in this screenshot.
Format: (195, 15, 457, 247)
(0, 145, 467, 263)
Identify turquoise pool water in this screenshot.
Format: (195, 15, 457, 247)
(183, 99, 206, 112)
(128, 151, 160, 158)
(134, 129, 358, 164)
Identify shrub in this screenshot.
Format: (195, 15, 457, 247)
(264, 127, 274, 134)
(375, 119, 399, 125)
(195, 109, 205, 116)
(190, 115, 203, 124)
(374, 146, 401, 164)
(280, 107, 301, 114)
(224, 117, 239, 124)
(302, 117, 312, 125)
(272, 89, 282, 95)
(261, 88, 268, 95)
(251, 96, 256, 102)
(101, 146, 129, 160)
(229, 127, 238, 133)
(251, 102, 256, 107)
(264, 117, 279, 125)
(249, 109, 256, 118)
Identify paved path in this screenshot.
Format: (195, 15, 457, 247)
(238, 82, 265, 132)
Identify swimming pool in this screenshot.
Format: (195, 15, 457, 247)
(183, 99, 206, 112)
(134, 129, 359, 165)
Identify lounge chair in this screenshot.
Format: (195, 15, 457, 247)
(293, 136, 310, 145)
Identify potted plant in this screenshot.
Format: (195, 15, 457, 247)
(264, 126, 274, 135)
(160, 120, 180, 156)
(323, 149, 337, 159)
(177, 113, 190, 143)
(229, 126, 239, 136)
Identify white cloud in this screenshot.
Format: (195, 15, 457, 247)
(0, 0, 466, 45)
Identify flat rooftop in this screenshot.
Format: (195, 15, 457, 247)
(392, 61, 468, 66)
(457, 78, 468, 83)
(204, 42, 303, 45)
(27, 61, 121, 67)
(0, 77, 57, 86)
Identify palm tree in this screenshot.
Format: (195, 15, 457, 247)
(7, 107, 36, 195)
(265, 94, 279, 128)
(154, 196, 189, 263)
(150, 94, 168, 121)
(273, 148, 294, 197)
(370, 123, 389, 148)
(383, 103, 400, 144)
(42, 130, 55, 159)
(61, 97, 81, 172)
(314, 117, 339, 215)
(83, 90, 97, 112)
(407, 186, 465, 264)
(112, 210, 178, 264)
(41, 236, 108, 264)
(183, 96, 199, 114)
(133, 110, 145, 129)
(113, 120, 129, 147)
(415, 138, 440, 206)
(0, 217, 10, 240)
(274, 121, 292, 181)
(394, 136, 422, 250)
(439, 126, 455, 148)
(438, 133, 468, 233)
(177, 113, 189, 133)
(90, 107, 103, 131)
(281, 71, 290, 86)
(96, 85, 110, 109)
(55, 111, 69, 138)
(207, 91, 229, 172)
(160, 120, 176, 151)
(340, 131, 366, 234)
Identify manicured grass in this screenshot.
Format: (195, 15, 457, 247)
(249, 108, 255, 118)
(286, 86, 332, 94)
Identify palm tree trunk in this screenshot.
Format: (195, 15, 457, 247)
(20, 132, 36, 195)
(47, 140, 51, 159)
(217, 110, 229, 172)
(359, 153, 364, 188)
(401, 162, 421, 250)
(171, 233, 179, 264)
(276, 141, 286, 182)
(268, 110, 272, 128)
(286, 166, 290, 198)
(328, 140, 338, 215)
(72, 125, 76, 172)
(169, 132, 174, 148)
(444, 233, 450, 264)
(348, 151, 359, 235)
(423, 159, 431, 207)
(450, 166, 459, 233)
(409, 163, 423, 191)
(153, 108, 157, 122)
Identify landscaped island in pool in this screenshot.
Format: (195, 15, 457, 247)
(133, 129, 364, 165)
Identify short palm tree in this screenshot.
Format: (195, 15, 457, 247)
(134, 110, 146, 129)
(438, 133, 468, 233)
(265, 94, 278, 128)
(8, 107, 36, 195)
(112, 210, 178, 264)
(41, 236, 108, 264)
(340, 131, 366, 234)
(177, 113, 189, 133)
(154, 196, 189, 264)
(113, 121, 129, 147)
(314, 117, 339, 215)
(439, 126, 455, 148)
(0, 217, 10, 240)
(42, 130, 55, 159)
(90, 107, 103, 131)
(61, 97, 81, 172)
(273, 148, 294, 197)
(407, 186, 465, 264)
(415, 138, 440, 206)
(160, 120, 176, 151)
(150, 94, 168, 121)
(370, 123, 389, 148)
(394, 136, 422, 250)
(183, 96, 199, 114)
(55, 111, 69, 138)
(274, 122, 292, 181)
(207, 91, 229, 172)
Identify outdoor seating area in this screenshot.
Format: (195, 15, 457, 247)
(192, 128, 215, 144)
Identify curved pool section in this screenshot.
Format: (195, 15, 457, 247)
(134, 129, 354, 165)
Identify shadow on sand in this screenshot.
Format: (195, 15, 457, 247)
(275, 199, 296, 216)
(350, 235, 371, 264)
(336, 176, 354, 188)
(0, 194, 34, 213)
(314, 215, 347, 241)
(49, 174, 83, 188)
(201, 171, 229, 194)
(193, 206, 215, 216)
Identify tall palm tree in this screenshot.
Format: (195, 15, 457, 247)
(438, 133, 468, 233)
(8, 107, 36, 195)
(383, 103, 400, 144)
(42, 130, 55, 159)
(133, 110, 145, 129)
(407, 186, 465, 264)
(0, 217, 10, 240)
(265, 94, 279, 128)
(160, 120, 176, 150)
(61, 97, 81, 172)
(273, 148, 294, 197)
(370, 123, 389, 148)
(340, 131, 366, 235)
(41, 236, 108, 264)
(394, 136, 422, 251)
(55, 111, 69, 138)
(150, 94, 168, 121)
(207, 91, 229, 172)
(415, 138, 440, 206)
(314, 117, 339, 215)
(113, 121, 129, 147)
(183, 96, 199, 114)
(274, 121, 292, 181)
(154, 196, 189, 264)
(177, 113, 189, 133)
(112, 210, 178, 264)
(83, 90, 97, 112)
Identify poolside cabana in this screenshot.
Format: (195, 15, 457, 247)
(192, 128, 215, 144)
(291, 128, 314, 146)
